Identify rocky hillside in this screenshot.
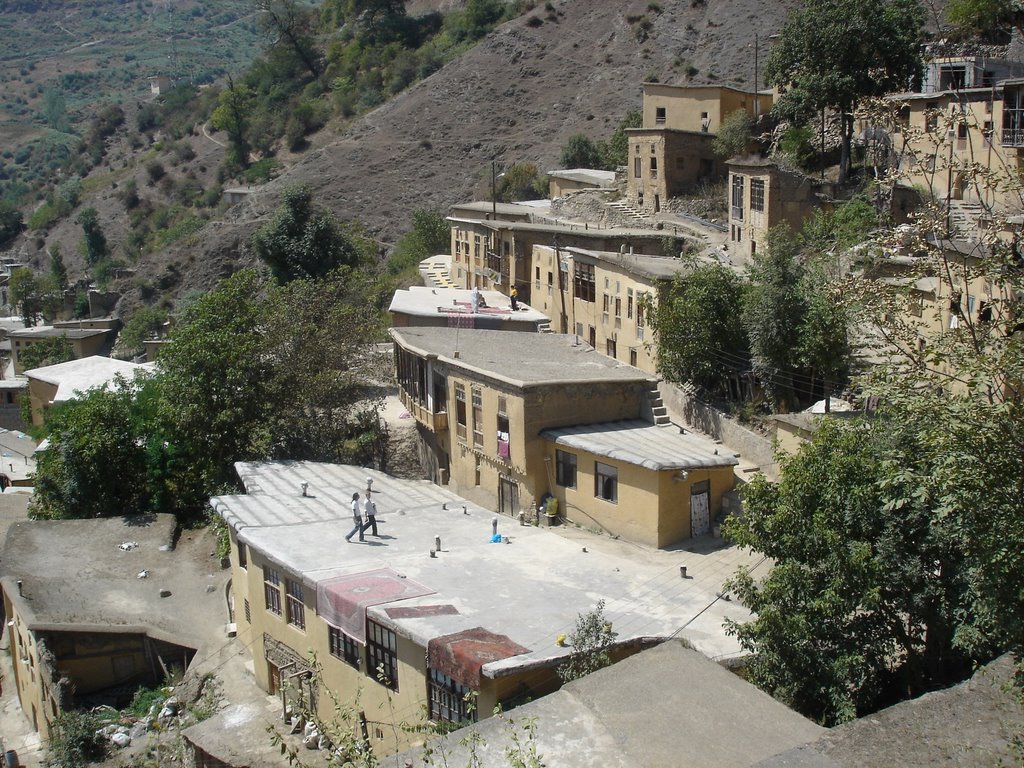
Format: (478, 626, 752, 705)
(14, 0, 808, 309)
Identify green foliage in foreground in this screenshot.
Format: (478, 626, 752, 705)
(44, 710, 108, 768)
(30, 269, 388, 523)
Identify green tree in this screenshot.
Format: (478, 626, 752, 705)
(388, 209, 449, 276)
(76, 207, 108, 266)
(18, 336, 74, 372)
(42, 88, 70, 132)
(712, 109, 755, 159)
(560, 134, 603, 169)
(650, 263, 750, 394)
(946, 0, 1024, 38)
(9, 267, 44, 327)
(557, 600, 618, 683)
(30, 378, 157, 520)
(601, 109, 642, 168)
(796, 279, 850, 412)
(0, 200, 24, 245)
(764, 0, 925, 182)
(494, 163, 547, 202)
(49, 244, 69, 291)
(211, 77, 255, 170)
(255, 0, 322, 78)
(742, 227, 806, 411)
(119, 306, 169, 357)
(250, 184, 371, 283)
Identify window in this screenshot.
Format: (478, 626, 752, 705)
(238, 542, 247, 569)
(244, 598, 251, 624)
(602, 294, 610, 313)
(614, 297, 621, 318)
(555, 450, 577, 488)
(455, 384, 467, 441)
(471, 387, 484, 448)
(634, 156, 642, 178)
(329, 626, 361, 669)
(627, 292, 634, 319)
(750, 179, 765, 212)
(649, 157, 658, 178)
(700, 111, 710, 131)
(655, 106, 666, 124)
(731, 175, 745, 220)
(574, 262, 596, 302)
(496, 397, 510, 460)
(606, 338, 617, 358)
(367, 620, 398, 690)
(595, 462, 618, 503)
(428, 668, 476, 724)
(285, 579, 305, 630)
(636, 296, 646, 329)
(264, 568, 281, 616)
(547, 271, 553, 286)
(925, 102, 938, 132)
(535, 266, 540, 281)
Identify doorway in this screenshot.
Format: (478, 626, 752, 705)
(690, 480, 710, 538)
(498, 475, 519, 517)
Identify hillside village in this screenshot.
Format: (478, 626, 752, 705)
(0, 1, 1023, 767)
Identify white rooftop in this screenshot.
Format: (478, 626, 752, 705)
(548, 168, 617, 186)
(542, 420, 739, 471)
(213, 461, 758, 672)
(25, 356, 153, 403)
(388, 286, 548, 324)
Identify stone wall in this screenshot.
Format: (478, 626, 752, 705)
(658, 381, 778, 480)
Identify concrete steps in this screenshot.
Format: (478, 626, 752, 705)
(646, 387, 671, 426)
(609, 200, 648, 223)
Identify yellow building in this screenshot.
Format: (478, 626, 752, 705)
(0, 515, 212, 740)
(627, 84, 773, 212)
(214, 461, 750, 758)
(887, 56, 1024, 218)
(448, 209, 682, 303)
(726, 157, 833, 261)
(529, 244, 691, 373)
(24, 355, 153, 426)
(391, 327, 736, 547)
(8, 324, 115, 375)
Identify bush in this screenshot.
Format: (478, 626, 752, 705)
(145, 160, 166, 183)
(45, 710, 109, 768)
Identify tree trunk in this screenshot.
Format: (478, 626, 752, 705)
(839, 111, 853, 184)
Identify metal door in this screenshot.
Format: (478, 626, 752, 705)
(498, 475, 519, 517)
(690, 481, 710, 538)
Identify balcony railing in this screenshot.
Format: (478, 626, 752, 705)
(1002, 128, 1024, 147)
(398, 389, 449, 432)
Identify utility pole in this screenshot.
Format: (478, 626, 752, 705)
(491, 160, 498, 220)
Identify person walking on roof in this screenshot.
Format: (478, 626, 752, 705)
(510, 286, 519, 311)
(345, 492, 364, 542)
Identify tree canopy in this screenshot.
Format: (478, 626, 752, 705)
(30, 269, 386, 522)
(250, 184, 374, 283)
(764, 0, 926, 182)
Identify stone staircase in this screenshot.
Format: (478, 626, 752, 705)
(646, 386, 671, 426)
(608, 199, 648, 224)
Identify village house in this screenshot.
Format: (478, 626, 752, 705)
(528, 243, 691, 373)
(0, 515, 219, 739)
(391, 327, 737, 547)
(23, 355, 153, 426)
(627, 84, 773, 213)
(388, 286, 549, 332)
(8, 319, 119, 375)
(887, 54, 1024, 222)
(448, 208, 677, 302)
(212, 460, 752, 758)
(547, 168, 617, 198)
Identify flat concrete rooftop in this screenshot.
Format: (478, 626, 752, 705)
(214, 461, 759, 673)
(388, 286, 548, 325)
(564, 245, 693, 280)
(390, 327, 655, 388)
(543, 420, 739, 471)
(9, 325, 108, 340)
(26, 355, 153, 401)
(0, 514, 223, 648)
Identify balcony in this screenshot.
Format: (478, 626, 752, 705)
(398, 389, 448, 432)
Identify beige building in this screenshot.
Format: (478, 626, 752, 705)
(8, 324, 115, 375)
(529, 244, 691, 373)
(391, 327, 736, 547)
(627, 84, 773, 212)
(214, 461, 750, 758)
(887, 56, 1024, 218)
(448, 209, 679, 303)
(24, 355, 153, 426)
(726, 157, 834, 261)
(1, 515, 213, 740)
(547, 168, 617, 198)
